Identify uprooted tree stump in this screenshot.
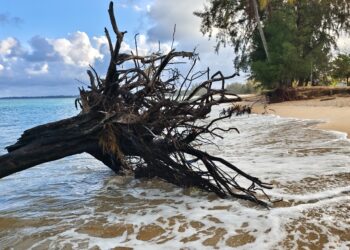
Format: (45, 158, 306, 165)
(0, 2, 272, 206)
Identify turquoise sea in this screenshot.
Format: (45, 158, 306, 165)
(0, 98, 349, 249)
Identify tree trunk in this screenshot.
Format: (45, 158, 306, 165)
(252, 0, 270, 62)
(0, 113, 106, 178)
(0, 1, 272, 206)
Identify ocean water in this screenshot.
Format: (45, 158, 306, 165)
(0, 98, 349, 249)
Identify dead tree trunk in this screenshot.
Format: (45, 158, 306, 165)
(0, 113, 119, 178)
(0, 1, 272, 206)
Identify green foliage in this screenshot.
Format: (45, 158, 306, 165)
(196, 0, 350, 89)
(250, 5, 332, 88)
(250, 7, 300, 88)
(194, 0, 258, 70)
(332, 53, 350, 85)
(226, 81, 257, 94)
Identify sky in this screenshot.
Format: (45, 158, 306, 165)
(0, 0, 244, 97)
(0, 1, 349, 97)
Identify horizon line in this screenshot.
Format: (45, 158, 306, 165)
(0, 95, 78, 99)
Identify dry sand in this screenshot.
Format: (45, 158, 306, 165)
(244, 96, 350, 138)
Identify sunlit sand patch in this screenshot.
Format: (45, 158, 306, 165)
(1, 107, 350, 249)
(269, 173, 350, 194)
(77, 221, 134, 239)
(189, 220, 205, 229)
(136, 224, 166, 241)
(291, 147, 343, 157)
(0, 216, 58, 229)
(0, 216, 73, 249)
(225, 231, 256, 247)
(1, 167, 349, 249)
(204, 215, 223, 224)
(282, 202, 350, 249)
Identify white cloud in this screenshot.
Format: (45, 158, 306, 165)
(25, 63, 49, 75)
(121, 41, 133, 53)
(133, 5, 143, 12)
(110, 34, 172, 57)
(0, 1, 247, 98)
(146, 0, 206, 42)
(132, 34, 172, 55)
(25, 36, 59, 62)
(50, 31, 104, 67)
(0, 32, 111, 86)
(93, 36, 108, 51)
(0, 37, 18, 56)
(144, 0, 244, 82)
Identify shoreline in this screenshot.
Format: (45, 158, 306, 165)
(245, 96, 350, 138)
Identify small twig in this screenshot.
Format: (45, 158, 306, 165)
(171, 24, 176, 50)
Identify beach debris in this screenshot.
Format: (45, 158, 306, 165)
(266, 86, 350, 103)
(0, 1, 272, 206)
(320, 97, 336, 102)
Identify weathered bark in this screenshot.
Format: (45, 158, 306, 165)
(252, 0, 270, 62)
(0, 1, 272, 206)
(0, 113, 113, 178)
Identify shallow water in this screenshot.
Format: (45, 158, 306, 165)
(0, 98, 349, 249)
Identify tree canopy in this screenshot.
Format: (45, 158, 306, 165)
(195, 0, 350, 88)
(332, 53, 350, 85)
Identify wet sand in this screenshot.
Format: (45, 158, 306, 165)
(249, 96, 350, 137)
(1, 98, 350, 249)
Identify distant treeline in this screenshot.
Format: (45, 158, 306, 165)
(225, 82, 256, 94)
(181, 81, 257, 96)
(175, 82, 256, 98)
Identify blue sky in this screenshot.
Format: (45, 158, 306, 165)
(1, 0, 246, 97)
(0, 0, 147, 41)
(1, 1, 349, 97)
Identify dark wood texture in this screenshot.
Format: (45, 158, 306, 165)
(0, 1, 272, 206)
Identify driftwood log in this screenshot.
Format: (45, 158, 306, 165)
(0, 2, 272, 206)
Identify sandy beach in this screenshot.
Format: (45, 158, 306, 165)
(1, 97, 350, 249)
(248, 96, 350, 138)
